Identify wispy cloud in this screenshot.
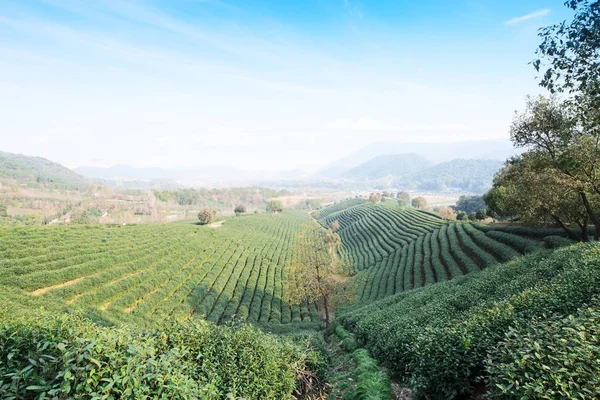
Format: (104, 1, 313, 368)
(505, 9, 550, 26)
(344, 0, 363, 19)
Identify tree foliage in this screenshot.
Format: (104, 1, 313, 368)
(453, 195, 487, 214)
(284, 223, 350, 327)
(234, 204, 246, 215)
(197, 209, 216, 225)
(266, 200, 283, 213)
(490, 94, 600, 240)
(411, 196, 427, 209)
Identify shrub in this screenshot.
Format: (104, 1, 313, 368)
(338, 243, 600, 399)
(234, 204, 246, 215)
(486, 300, 600, 399)
(544, 235, 576, 249)
(0, 312, 315, 399)
(351, 349, 392, 400)
(197, 209, 215, 225)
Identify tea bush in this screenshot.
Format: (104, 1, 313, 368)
(338, 243, 600, 399)
(486, 299, 600, 399)
(0, 312, 315, 399)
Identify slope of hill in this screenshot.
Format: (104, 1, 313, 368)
(316, 139, 518, 178)
(399, 158, 503, 192)
(318, 199, 600, 398)
(0, 151, 87, 189)
(342, 153, 431, 180)
(317, 199, 573, 301)
(0, 211, 320, 328)
(337, 243, 600, 399)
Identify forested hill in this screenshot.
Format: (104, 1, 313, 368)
(0, 151, 87, 189)
(341, 156, 502, 192)
(397, 158, 503, 192)
(342, 153, 431, 180)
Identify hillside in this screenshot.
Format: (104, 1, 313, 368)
(317, 199, 551, 300)
(318, 199, 600, 398)
(338, 243, 600, 399)
(0, 151, 87, 189)
(334, 155, 502, 193)
(0, 211, 319, 328)
(399, 158, 503, 192)
(342, 153, 431, 180)
(316, 139, 518, 178)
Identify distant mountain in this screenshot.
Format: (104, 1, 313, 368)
(316, 139, 518, 178)
(342, 153, 431, 180)
(0, 151, 87, 189)
(75, 165, 310, 186)
(398, 158, 503, 193)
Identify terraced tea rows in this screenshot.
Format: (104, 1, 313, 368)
(0, 212, 319, 327)
(318, 200, 544, 301)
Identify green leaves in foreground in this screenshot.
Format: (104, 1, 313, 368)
(0, 312, 316, 399)
(486, 299, 600, 399)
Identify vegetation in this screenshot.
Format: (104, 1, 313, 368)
(197, 209, 216, 225)
(285, 223, 349, 327)
(453, 195, 487, 214)
(266, 199, 283, 213)
(411, 196, 427, 209)
(0, 212, 322, 327)
(485, 0, 600, 241)
(486, 298, 600, 399)
(0, 151, 88, 190)
(234, 204, 246, 215)
(0, 310, 317, 399)
(338, 243, 600, 399)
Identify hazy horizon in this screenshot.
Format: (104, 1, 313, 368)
(2, 0, 568, 171)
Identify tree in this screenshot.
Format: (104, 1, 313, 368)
(438, 207, 456, 220)
(456, 211, 468, 221)
(266, 200, 283, 214)
(468, 212, 477, 222)
(411, 196, 427, 209)
(483, 186, 508, 219)
(453, 195, 487, 214)
(234, 204, 246, 216)
(284, 223, 350, 327)
(533, 0, 600, 110)
(329, 220, 340, 232)
(489, 153, 595, 241)
(508, 95, 600, 240)
(197, 209, 215, 225)
(475, 209, 487, 221)
(0, 204, 7, 218)
(396, 191, 411, 206)
(368, 193, 382, 203)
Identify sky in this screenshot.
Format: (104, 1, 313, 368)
(0, 0, 571, 172)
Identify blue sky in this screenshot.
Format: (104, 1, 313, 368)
(0, 0, 570, 171)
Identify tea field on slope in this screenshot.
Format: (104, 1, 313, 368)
(0, 211, 320, 328)
(317, 199, 578, 302)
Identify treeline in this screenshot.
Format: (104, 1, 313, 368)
(154, 187, 292, 206)
(481, 0, 600, 241)
(0, 151, 87, 190)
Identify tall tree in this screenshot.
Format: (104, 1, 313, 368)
(488, 153, 594, 241)
(411, 196, 427, 209)
(508, 95, 600, 239)
(266, 200, 283, 213)
(284, 223, 350, 327)
(534, 0, 600, 109)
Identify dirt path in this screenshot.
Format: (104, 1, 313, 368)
(208, 220, 225, 229)
(31, 277, 85, 296)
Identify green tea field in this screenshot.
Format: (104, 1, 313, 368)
(0, 211, 319, 328)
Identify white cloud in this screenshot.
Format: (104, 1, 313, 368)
(505, 9, 550, 26)
(324, 117, 467, 133)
